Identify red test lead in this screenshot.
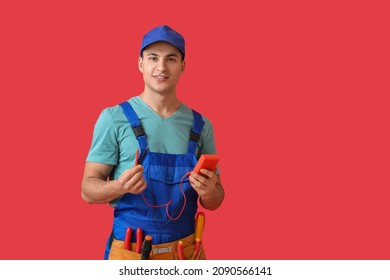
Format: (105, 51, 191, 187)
(134, 150, 140, 166)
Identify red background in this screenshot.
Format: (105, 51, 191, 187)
(1, 0, 389, 259)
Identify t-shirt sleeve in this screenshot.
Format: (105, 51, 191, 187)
(198, 117, 221, 174)
(199, 118, 217, 155)
(86, 108, 119, 165)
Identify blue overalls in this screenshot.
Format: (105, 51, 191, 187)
(104, 101, 204, 259)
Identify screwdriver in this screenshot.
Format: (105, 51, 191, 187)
(192, 212, 205, 259)
(140, 235, 152, 260)
(194, 212, 205, 241)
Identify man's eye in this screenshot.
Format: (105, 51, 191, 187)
(148, 57, 157, 61)
(168, 58, 177, 62)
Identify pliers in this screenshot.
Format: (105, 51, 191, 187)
(124, 227, 143, 253)
(177, 212, 205, 260)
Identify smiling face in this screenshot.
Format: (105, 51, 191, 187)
(139, 41, 185, 96)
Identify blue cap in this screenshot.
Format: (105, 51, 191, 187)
(140, 25, 185, 59)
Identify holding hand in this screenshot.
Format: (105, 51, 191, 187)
(117, 165, 147, 195)
(189, 169, 218, 198)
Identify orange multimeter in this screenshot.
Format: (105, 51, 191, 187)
(193, 154, 219, 175)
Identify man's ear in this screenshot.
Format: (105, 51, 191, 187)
(138, 57, 144, 73)
(181, 60, 186, 73)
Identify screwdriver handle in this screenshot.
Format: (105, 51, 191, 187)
(140, 235, 152, 260)
(195, 212, 205, 241)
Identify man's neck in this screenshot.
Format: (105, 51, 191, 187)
(139, 90, 181, 118)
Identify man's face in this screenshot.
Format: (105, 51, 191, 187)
(138, 41, 185, 95)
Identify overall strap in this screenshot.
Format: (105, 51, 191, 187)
(188, 109, 204, 155)
(119, 101, 148, 152)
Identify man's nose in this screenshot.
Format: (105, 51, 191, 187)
(157, 59, 167, 72)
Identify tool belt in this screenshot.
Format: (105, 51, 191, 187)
(108, 233, 206, 260)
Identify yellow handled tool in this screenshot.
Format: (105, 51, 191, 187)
(194, 212, 205, 241)
(191, 212, 205, 259)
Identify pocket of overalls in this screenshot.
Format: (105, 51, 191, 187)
(148, 165, 191, 185)
(108, 238, 141, 260)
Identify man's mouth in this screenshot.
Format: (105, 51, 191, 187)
(154, 75, 169, 80)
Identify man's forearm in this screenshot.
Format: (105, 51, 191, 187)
(81, 177, 122, 204)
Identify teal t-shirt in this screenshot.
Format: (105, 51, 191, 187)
(86, 96, 218, 205)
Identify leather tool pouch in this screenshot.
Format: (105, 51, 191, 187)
(108, 233, 205, 260)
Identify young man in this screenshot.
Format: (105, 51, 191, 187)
(81, 25, 224, 260)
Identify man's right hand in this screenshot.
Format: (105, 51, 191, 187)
(81, 162, 147, 204)
(116, 165, 147, 195)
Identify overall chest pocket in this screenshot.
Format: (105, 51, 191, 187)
(145, 164, 198, 212)
(147, 165, 191, 185)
